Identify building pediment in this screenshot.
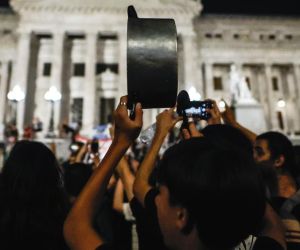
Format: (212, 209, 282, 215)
(11, 0, 202, 17)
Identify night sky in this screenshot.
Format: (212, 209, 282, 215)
(202, 0, 300, 16)
(0, 0, 299, 16)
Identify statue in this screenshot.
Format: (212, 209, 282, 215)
(229, 64, 256, 105)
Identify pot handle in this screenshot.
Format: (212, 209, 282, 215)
(127, 5, 138, 120)
(128, 5, 138, 18)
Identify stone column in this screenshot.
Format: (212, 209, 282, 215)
(256, 69, 264, 103)
(198, 62, 205, 99)
(284, 69, 296, 133)
(82, 32, 98, 136)
(118, 32, 127, 101)
(0, 61, 9, 127)
(264, 64, 277, 130)
(182, 33, 202, 95)
(51, 32, 65, 134)
(257, 67, 269, 123)
(203, 63, 213, 99)
(293, 64, 300, 132)
(11, 31, 31, 132)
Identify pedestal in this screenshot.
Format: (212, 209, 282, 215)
(234, 101, 267, 134)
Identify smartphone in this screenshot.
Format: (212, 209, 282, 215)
(184, 100, 212, 120)
(90, 140, 99, 154)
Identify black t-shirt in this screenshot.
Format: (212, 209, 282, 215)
(252, 236, 284, 250)
(96, 238, 283, 250)
(130, 189, 167, 250)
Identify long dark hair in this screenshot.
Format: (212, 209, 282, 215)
(0, 140, 69, 249)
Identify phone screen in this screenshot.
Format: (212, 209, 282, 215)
(184, 101, 212, 120)
(91, 140, 99, 154)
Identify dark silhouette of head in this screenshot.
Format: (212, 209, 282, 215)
(156, 137, 265, 250)
(257, 131, 299, 177)
(201, 124, 253, 156)
(0, 140, 69, 249)
(64, 162, 92, 198)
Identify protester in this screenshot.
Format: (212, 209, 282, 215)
(0, 140, 70, 250)
(221, 101, 300, 249)
(64, 96, 143, 250)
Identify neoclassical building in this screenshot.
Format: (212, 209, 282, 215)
(1, 0, 300, 138)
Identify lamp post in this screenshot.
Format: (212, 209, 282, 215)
(7, 85, 25, 126)
(44, 86, 61, 138)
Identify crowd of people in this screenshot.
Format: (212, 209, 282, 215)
(0, 94, 300, 250)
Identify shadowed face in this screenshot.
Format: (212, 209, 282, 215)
(253, 139, 273, 165)
(155, 185, 180, 249)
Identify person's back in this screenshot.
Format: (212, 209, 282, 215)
(0, 140, 69, 250)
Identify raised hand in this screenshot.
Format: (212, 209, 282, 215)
(113, 96, 143, 144)
(206, 99, 222, 125)
(181, 118, 203, 140)
(155, 107, 181, 138)
(220, 100, 237, 126)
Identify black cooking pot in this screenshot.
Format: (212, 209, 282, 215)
(127, 5, 178, 110)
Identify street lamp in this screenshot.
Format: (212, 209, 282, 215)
(277, 99, 286, 108)
(44, 86, 61, 138)
(7, 85, 25, 126)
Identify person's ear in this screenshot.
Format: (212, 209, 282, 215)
(175, 207, 189, 230)
(274, 155, 285, 168)
(176, 207, 195, 234)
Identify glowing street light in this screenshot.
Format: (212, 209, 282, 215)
(7, 85, 25, 126)
(7, 85, 25, 102)
(218, 100, 226, 109)
(277, 99, 286, 108)
(44, 86, 62, 102)
(44, 86, 62, 138)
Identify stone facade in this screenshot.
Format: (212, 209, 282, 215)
(0, 0, 300, 138)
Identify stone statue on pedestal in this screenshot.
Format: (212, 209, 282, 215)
(229, 64, 256, 105)
(228, 64, 266, 133)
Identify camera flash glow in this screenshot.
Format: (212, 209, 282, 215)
(277, 99, 286, 108)
(188, 86, 201, 101)
(218, 100, 226, 109)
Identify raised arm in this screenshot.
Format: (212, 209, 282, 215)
(116, 156, 135, 201)
(64, 96, 143, 250)
(113, 179, 124, 214)
(133, 108, 180, 206)
(221, 101, 257, 144)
